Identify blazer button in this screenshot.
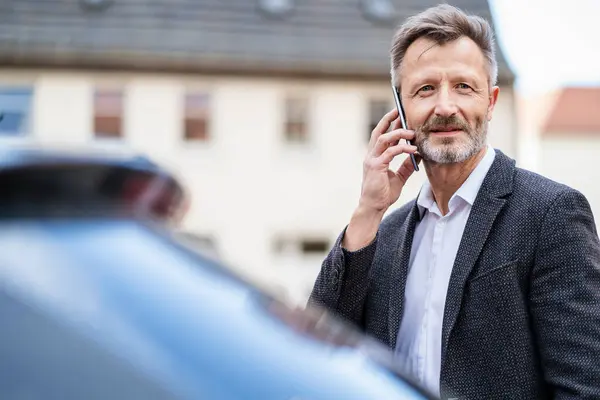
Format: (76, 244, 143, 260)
(331, 269, 340, 286)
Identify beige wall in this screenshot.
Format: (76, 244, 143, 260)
(489, 85, 518, 159)
(516, 89, 600, 232)
(0, 68, 519, 304)
(514, 89, 562, 172)
(539, 136, 600, 232)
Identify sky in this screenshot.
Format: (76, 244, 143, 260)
(489, 0, 600, 94)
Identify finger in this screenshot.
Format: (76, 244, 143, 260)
(378, 143, 418, 165)
(387, 118, 406, 148)
(396, 153, 422, 183)
(372, 129, 416, 157)
(368, 108, 398, 150)
(391, 115, 402, 131)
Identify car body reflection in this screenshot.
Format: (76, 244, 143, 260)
(0, 145, 438, 400)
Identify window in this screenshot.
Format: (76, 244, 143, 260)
(94, 89, 123, 139)
(300, 239, 329, 254)
(184, 93, 210, 141)
(258, 0, 294, 18)
(80, 0, 113, 11)
(360, 0, 397, 23)
(284, 97, 309, 143)
(273, 236, 331, 257)
(0, 87, 33, 137)
(368, 99, 391, 141)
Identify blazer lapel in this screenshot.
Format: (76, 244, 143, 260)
(440, 150, 515, 369)
(388, 201, 421, 348)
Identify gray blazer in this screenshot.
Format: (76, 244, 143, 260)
(309, 149, 600, 399)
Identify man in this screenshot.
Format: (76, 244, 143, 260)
(308, 4, 600, 400)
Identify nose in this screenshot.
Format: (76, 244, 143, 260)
(433, 87, 458, 117)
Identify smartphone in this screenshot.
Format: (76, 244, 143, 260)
(391, 85, 419, 172)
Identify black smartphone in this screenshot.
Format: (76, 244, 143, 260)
(391, 85, 419, 172)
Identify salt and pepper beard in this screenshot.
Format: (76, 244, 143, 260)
(414, 114, 488, 164)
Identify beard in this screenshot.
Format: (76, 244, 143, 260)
(414, 114, 488, 164)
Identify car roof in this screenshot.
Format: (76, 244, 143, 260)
(0, 143, 159, 173)
(0, 143, 187, 222)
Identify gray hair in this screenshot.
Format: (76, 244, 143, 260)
(390, 4, 498, 89)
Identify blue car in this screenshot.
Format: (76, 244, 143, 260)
(0, 145, 437, 400)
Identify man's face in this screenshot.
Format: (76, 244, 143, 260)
(398, 36, 499, 164)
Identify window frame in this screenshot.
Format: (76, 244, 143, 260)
(183, 91, 212, 142)
(0, 86, 34, 138)
(283, 95, 310, 144)
(367, 97, 393, 142)
(93, 86, 125, 140)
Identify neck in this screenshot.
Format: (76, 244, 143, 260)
(423, 146, 488, 215)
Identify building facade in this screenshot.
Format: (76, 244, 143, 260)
(0, 0, 517, 303)
(536, 87, 600, 232)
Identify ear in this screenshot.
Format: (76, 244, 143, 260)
(487, 86, 500, 121)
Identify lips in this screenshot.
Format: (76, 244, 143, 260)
(429, 126, 462, 133)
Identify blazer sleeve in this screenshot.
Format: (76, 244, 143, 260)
(532, 188, 600, 398)
(307, 226, 377, 329)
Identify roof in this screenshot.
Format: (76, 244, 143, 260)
(541, 87, 600, 135)
(0, 143, 156, 172)
(0, 0, 514, 83)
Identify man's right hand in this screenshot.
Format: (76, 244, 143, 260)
(342, 108, 420, 251)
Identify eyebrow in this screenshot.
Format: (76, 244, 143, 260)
(408, 71, 483, 90)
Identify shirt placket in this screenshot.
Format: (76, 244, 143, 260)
(417, 212, 445, 382)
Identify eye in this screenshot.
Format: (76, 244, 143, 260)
(456, 83, 472, 91)
(417, 85, 434, 94)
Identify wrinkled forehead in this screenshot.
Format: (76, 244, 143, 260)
(395, 36, 489, 88)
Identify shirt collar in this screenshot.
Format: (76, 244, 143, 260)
(416, 145, 496, 218)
